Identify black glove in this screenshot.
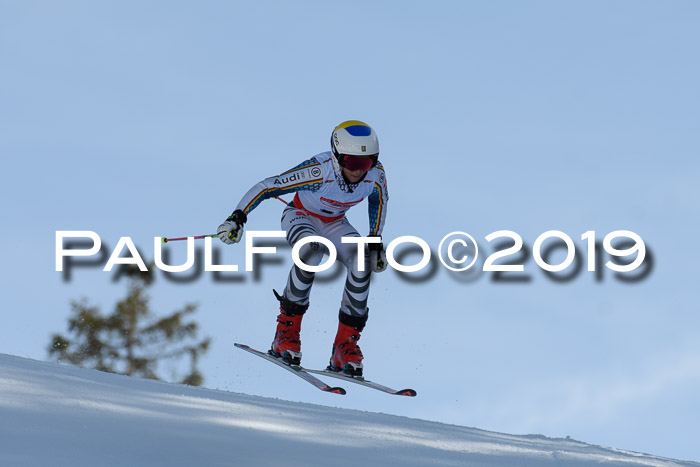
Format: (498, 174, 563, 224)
(367, 236, 387, 273)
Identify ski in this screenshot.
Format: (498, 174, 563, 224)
(305, 369, 417, 397)
(234, 343, 346, 395)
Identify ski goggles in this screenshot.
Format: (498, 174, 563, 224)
(337, 153, 378, 172)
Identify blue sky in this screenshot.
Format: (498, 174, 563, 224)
(2, 1, 699, 461)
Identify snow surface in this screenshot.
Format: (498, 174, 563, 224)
(0, 354, 695, 467)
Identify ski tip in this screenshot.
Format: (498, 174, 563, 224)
(326, 386, 347, 395)
(395, 389, 417, 397)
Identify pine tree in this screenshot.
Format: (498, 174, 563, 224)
(49, 267, 210, 386)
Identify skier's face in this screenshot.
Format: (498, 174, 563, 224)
(342, 167, 367, 183)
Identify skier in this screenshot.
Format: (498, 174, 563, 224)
(218, 121, 389, 377)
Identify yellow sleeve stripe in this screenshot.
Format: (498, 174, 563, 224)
(243, 179, 320, 213)
(371, 182, 385, 235)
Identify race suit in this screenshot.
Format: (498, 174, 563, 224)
(235, 151, 389, 316)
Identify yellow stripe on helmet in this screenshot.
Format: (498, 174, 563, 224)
(334, 120, 370, 131)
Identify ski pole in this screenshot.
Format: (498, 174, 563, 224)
(162, 197, 288, 244)
(161, 234, 218, 244)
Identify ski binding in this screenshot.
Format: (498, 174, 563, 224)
(234, 343, 346, 395)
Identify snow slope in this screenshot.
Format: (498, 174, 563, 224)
(0, 353, 695, 467)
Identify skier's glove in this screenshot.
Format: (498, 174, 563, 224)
(218, 210, 247, 245)
(367, 236, 388, 273)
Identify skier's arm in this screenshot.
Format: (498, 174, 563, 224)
(367, 162, 389, 237)
(234, 158, 324, 215)
(366, 163, 389, 272)
(218, 158, 324, 244)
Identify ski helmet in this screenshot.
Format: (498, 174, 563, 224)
(330, 120, 379, 173)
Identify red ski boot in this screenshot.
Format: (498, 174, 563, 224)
(328, 311, 368, 377)
(269, 290, 308, 366)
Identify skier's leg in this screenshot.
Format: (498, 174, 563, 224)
(332, 219, 371, 318)
(280, 205, 326, 305)
(323, 218, 371, 376)
(270, 206, 325, 364)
